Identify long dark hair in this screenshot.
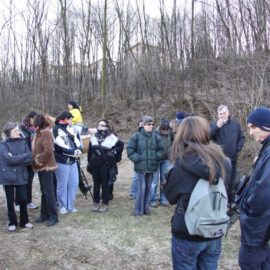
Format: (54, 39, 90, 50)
(171, 116, 226, 183)
(22, 111, 37, 127)
(68, 101, 80, 111)
(33, 114, 49, 133)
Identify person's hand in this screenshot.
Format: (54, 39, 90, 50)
(8, 152, 12, 157)
(74, 149, 82, 157)
(217, 119, 227, 128)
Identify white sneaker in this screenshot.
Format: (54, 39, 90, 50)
(70, 208, 78, 213)
(8, 225, 16, 232)
(14, 205, 20, 212)
(59, 207, 67, 214)
(24, 223, 34, 229)
(27, 203, 38, 209)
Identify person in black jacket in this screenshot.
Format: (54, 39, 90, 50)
(0, 122, 34, 231)
(166, 116, 231, 270)
(87, 119, 123, 213)
(238, 107, 270, 270)
(210, 105, 245, 205)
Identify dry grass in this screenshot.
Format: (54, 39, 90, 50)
(0, 152, 240, 270)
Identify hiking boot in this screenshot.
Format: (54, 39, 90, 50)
(14, 205, 20, 212)
(8, 225, 16, 232)
(27, 202, 38, 209)
(99, 204, 108, 213)
(92, 203, 99, 212)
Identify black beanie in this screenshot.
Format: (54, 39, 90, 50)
(160, 119, 170, 130)
(247, 107, 270, 131)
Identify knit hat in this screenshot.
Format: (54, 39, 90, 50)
(176, 111, 185, 121)
(141, 115, 154, 125)
(160, 119, 170, 130)
(247, 107, 270, 131)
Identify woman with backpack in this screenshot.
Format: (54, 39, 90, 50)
(164, 116, 231, 270)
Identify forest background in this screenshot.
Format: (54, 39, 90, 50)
(0, 0, 269, 171)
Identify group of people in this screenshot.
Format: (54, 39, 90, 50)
(0, 102, 270, 270)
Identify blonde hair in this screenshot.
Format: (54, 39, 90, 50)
(171, 116, 226, 183)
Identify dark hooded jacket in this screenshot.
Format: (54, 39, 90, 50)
(165, 153, 231, 241)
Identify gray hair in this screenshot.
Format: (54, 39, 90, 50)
(217, 105, 229, 113)
(2, 122, 18, 139)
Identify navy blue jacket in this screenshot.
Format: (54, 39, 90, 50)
(239, 136, 270, 247)
(210, 118, 245, 161)
(0, 138, 32, 185)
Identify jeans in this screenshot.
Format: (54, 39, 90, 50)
(134, 173, 153, 215)
(171, 235, 222, 270)
(4, 185, 29, 226)
(55, 162, 79, 211)
(150, 160, 171, 203)
(239, 243, 270, 270)
(129, 172, 139, 198)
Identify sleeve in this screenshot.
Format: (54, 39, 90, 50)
(237, 124, 245, 152)
(0, 142, 32, 166)
(54, 132, 76, 156)
(155, 134, 164, 161)
(126, 133, 141, 163)
(210, 121, 218, 140)
(36, 130, 54, 164)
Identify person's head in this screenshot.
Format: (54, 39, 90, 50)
(247, 107, 270, 143)
(55, 111, 73, 125)
(175, 111, 186, 124)
(160, 118, 170, 134)
(23, 111, 38, 127)
(68, 101, 80, 111)
(97, 119, 110, 132)
(171, 116, 226, 183)
(141, 115, 154, 132)
(3, 122, 20, 139)
(33, 114, 50, 131)
(217, 105, 229, 121)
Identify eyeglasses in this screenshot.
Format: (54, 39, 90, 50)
(146, 123, 154, 126)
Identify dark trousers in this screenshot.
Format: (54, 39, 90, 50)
(4, 185, 28, 226)
(239, 243, 270, 270)
(228, 159, 237, 205)
(91, 165, 110, 205)
(15, 166, 35, 205)
(38, 171, 58, 222)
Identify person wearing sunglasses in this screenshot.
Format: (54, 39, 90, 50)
(127, 115, 163, 216)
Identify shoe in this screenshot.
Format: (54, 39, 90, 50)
(150, 201, 157, 208)
(160, 201, 169, 207)
(129, 194, 136, 200)
(35, 217, 48, 223)
(59, 207, 68, 214)
(99, 204, 108, 213)
(22, 223, 34, 229)
(144, 211, 151, 216)
(92, 203, 99, 212)
(69, 208, 78, 213)
(27, 202, 38, 209)
(47, 220, 58, 227)
(14, 205, 20, 212)
(8, 225, 16, 232)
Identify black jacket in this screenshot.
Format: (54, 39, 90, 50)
(165, 154, 231, 241)
(0, 138, 32, 185)
(239, 136, 270, 247)
(210, 118, 245, 161)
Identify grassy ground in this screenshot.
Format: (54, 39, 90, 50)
(0, 152, 240, 270)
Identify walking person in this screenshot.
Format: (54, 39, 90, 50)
(237, 107, 270, 269)
(0, 122, 34, 231)
(210, 105, 245, 205)
(32, 114, 58, 227)
(165, 116, 231, 270)
(127, 115, 163, 216)
(87, 119, 123, 213)
(150, 118, 173, 207)
(15, 111, 38, 212)
(53, 111, 82, 214)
